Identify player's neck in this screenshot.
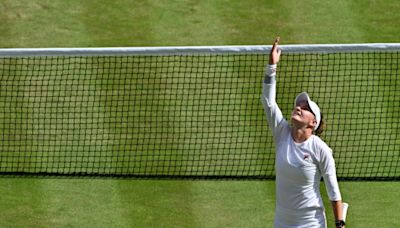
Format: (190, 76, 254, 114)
(291, 127, 313, 143)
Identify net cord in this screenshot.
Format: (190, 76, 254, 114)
(1, 43, 400, 57)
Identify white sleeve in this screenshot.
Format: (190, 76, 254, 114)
(319, 147, 342, 201)
(261, 64, 286, 140)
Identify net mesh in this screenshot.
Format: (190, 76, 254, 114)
(0, 46, 399, 180)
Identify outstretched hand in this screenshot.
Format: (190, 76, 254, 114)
(269, 37, 281, 65)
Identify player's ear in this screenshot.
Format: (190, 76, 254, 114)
(309, 118, 317, 129)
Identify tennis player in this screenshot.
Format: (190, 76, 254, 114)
(261, 37, 346, 228)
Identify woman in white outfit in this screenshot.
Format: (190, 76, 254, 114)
(261, 37, 346, 228)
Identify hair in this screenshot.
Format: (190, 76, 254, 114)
(314, 112, 325, 136)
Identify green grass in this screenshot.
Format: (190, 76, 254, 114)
(1, 179, 400, 227)
(0, 178, 275, 227)
(0, 0, 400, 227)
(1, 0, 400, 47)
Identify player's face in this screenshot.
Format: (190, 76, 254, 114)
(291, 101, 316, 128)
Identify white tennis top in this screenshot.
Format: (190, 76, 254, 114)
(261, 64, 342, 227)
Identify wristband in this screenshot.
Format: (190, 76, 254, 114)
(335, 220, 345, 227)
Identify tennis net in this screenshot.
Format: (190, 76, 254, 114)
(0, 44, 399, 180)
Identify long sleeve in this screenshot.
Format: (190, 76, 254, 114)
(261, 64, 286, 140)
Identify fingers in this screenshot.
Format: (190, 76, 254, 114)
(269, 36, 281, 65)
(272, 36, 280, 52)
(275, 37, 280, 45)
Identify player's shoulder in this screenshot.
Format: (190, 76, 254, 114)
(311, 135, 332, 154)
(275, 119, 290, 140)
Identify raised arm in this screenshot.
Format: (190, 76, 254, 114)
(263, 37, 282, 104)
(261, 37, 286, 139)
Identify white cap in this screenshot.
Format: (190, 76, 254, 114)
(294, 92, 321, 131)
